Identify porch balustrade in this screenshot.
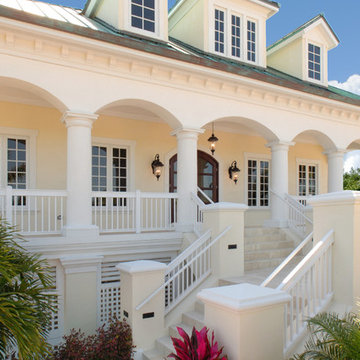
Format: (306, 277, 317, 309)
(0, 187, 178, 235)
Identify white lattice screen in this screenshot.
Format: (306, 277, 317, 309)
(47, 265, 63, 344)
(98, 261, 121, 325)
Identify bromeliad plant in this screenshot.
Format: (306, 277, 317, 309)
(168, 326, 227, 360)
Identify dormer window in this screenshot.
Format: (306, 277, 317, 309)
(231, 15, 241, 58)
(213, 8, 257, 64)
(131, 0, 155, 33)
(215, 9, 225, 53)
(247, 20, 256, 62)
(308, 43, 321, 81)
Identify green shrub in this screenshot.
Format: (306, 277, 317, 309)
(51, 316, 135, 360)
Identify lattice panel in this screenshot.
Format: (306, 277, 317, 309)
(99, 283, 121, 324)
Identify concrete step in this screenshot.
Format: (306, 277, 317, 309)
(155, 336, 175, 358)
(244, 233, 287, 244)
(182, 310, 205, 330)
(245, 258, 285, 271)
(244, 227, 283, 237)
(169, 323, 193, 338)
(245, 248, 293, 261)
(245, 239, 294, 251)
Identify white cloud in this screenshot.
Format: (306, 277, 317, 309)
(344, 150, 360, 173)
(329, 74, 360, 95)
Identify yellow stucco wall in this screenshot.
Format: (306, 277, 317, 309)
(267, 37, 303, 80)
(0, 101, 328, 226)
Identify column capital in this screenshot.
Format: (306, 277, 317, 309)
(61, 111, 98, 128)
(266, 140, 295, 151)
(170, 127, 205, 139)
(324, 149, 347, 158)
(60, 254, 103, 274)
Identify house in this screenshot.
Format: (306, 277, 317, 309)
(0, 0, 360, 359)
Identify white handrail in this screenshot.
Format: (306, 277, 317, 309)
(197, 186, 214, 204)
(279, 229, 334, 356)
(284, 193, 313, 224)
(136, 226, 232, 312)
(261, 232, 313, 287)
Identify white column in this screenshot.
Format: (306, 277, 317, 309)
(62, 111, 99, 240)
(266, 141, 294, 228)
(171, 128, 204, 232)
(326, 150, 345, 193)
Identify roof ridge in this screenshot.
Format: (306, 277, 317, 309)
(267, 13, 339, 52)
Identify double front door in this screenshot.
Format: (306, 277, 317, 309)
(169, 150, 219, 203)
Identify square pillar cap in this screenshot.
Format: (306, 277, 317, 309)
(117, 260, 167, 274)
(202, 202, 248, 213)
(308, 190, 360, 207)
(198, 283, 291, 312)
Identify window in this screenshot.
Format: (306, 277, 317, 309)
(131, 0, 155, 33)
(214, 9, 225, 54)
(247, 20, 256, 62)
(7, 138, 27, 190)
(231, 15, 241, 58)
(212, 9, 257, 64)
(298, 163, 318, 196)
(308, 43, 321, 81)
(247, 158, 270, 207)
(92, 143, 129, 206)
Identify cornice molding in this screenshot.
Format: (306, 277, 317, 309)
(0, 17, 359, 127)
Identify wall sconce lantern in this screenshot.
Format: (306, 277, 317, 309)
(228, 161, 241, 184)
(207, 122, 219, 156)
(151, 154, 164, 181)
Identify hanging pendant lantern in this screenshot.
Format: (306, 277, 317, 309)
(207, 122, 219, 155)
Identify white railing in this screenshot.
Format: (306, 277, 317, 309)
(271, 190, 312, 237)
(278, 230, 334, 356)
(136, 226, 232, 315)
(191, 193, 205, 235)
(197, 186, 214, 205)
(261, 232, 313, 287)
(0, 187, 67, 235)
(292, 195, 310, 207)
(91, 190, 178, 233)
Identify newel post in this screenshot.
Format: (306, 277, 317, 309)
(202, 202, 248, 279)
(198, 283, 291, 360)
(309, 191, 360, 311)
(117, 261, 167, 355)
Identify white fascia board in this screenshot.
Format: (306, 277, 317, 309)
(303, 18, 339, 50)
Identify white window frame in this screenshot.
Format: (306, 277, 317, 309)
(0, 127, 37, 189)
(296, 158, 320, 197)
(92, 137, 136, 193)
(210, 4, 259, 65)
(305, 40, 324, 84)
(125, 0, 161, 39)
(244, 153, 271, 209)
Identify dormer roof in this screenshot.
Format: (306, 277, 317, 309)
(267, 14, 339, 54)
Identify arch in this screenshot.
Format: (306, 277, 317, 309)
(95, 98, 182, 130)
(0, 77, 68, 112)
(201, 116, 279, 143)
(291, 129, 337, 152)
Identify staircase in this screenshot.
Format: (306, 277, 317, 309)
(142, 226, 305, 359)
(221, 226, 305, 289)
(143, 301, 205, 360)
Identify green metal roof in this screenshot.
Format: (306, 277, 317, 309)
(267, 14, 340, 52)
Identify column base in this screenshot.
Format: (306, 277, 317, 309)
(263, 219, 288, 228)
(62, 225, 99, 242)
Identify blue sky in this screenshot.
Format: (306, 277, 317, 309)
(39, 0, 360, 84)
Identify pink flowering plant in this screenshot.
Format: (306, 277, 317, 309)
(168, 326, 227, 360)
